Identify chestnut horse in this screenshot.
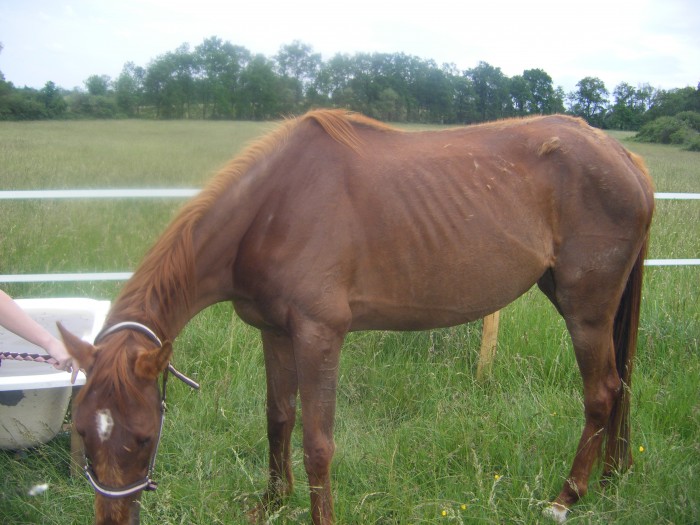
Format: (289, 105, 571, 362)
(60, 110, 654, 524)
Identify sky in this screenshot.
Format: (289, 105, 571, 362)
(0, 0, 698, 94)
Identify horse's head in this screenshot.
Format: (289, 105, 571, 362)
(58, 322, 172, 525)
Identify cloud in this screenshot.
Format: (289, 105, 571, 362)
(1, 0, 697, 91)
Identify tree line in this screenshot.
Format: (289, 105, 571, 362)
(1, 37, 698, 132)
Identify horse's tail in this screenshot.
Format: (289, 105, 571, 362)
(604, 236, 648, 473)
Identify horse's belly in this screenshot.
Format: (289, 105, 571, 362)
(348, 300, 494, 331)
(348, 261, 542, 331)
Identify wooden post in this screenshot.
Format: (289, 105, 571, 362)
(477, 311, 500, 380)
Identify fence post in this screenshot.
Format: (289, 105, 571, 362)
(477, 311, 500, 380)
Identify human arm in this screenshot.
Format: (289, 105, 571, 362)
(0, 290, 78, 382)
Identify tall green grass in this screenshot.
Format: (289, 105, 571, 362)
(0, 121, 698, 524)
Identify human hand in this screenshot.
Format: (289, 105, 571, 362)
(46, 338, 80, 384)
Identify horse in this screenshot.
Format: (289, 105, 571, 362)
(59, 110, 654, 524)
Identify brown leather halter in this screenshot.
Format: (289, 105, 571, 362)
(83, 321, 199, 499)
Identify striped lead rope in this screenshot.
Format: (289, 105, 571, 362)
(0, 351, 58, 366)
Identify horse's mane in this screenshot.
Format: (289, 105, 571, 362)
(303, 109, 398, 152)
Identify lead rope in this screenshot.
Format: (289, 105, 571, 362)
(0, 351, 58, 366)
(0, 324, 202, 388)
(0, 351, 199, 391)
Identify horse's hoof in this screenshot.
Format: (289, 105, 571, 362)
(543, 503, 569, 523)
(247, 504, 266, 524)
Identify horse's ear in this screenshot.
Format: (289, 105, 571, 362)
(57, 322, 96, 372)
(134, 341, 173, 381)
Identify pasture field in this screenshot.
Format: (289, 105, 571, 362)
(0, 120, 698, 524)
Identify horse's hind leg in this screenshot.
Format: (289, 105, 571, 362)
(557, 318, 620, 507)
(260, 330, 299, 508)
(542, 261, 629, 517)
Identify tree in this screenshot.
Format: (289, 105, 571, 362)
(315, 53, 353, 103)
(275, 41, 322, 111)
(567, 77, 609, 127)
(114, 62, 145, 116)
(84, 75, 111, 96)
(374, 87, 402, 121)
(315, 52, 456, 122)
(0, 42, 14, 119)
(607, 82, 654, 130)
(465, 62, 512, 122)
(509, 69, 564, 116)
(522, 68, 563, 114)
(170, 44, 197, 118)
(194, 37, 251, 119)
(6, 35, 693, 125)
(411, 60, 454, 123)
(452, 75, 477, 123)
(509, 75, 532, 116)
(237, 54, 282, 120)
(67, 90, 118, 118)
(143, 44, 197, 118)
(0, 43, 47, 121)
(635, 111, 700, 151)
(646, 85, 700, 120)
(39, 81, 67, 117)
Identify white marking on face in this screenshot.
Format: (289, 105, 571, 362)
(96, 409, 114, 442)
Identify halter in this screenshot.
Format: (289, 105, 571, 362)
(83, 321, 199, 499)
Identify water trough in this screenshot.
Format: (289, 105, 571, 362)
(0, 298, 109, 450)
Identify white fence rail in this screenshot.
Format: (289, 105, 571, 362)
(0, 189, 697, 283)
(1, 189, 698, 201)
(0, 189, 200, 199)
(654, 192, 700, 200)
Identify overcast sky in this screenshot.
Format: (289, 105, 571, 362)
(1, 0, 698, 94)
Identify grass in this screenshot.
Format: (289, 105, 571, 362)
(0, 120, 698, 524)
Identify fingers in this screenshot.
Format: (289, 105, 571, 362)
(46, 336, 84, 383)
(52, 357, 82, 384)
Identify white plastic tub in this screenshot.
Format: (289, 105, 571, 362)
(0, 298, 109, 450)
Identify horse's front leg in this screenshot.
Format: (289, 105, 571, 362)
(260, 330, 299, 509)
(293, 319, 344, 525)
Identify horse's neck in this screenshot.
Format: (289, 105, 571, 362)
(189, 174, 271, 311)
(111, 170, 266, 342)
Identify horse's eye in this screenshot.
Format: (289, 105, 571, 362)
(135, 436, 152, 448)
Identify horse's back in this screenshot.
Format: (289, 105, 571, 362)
(343, 116, 651, 327)
(232, 114, 653, 333)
